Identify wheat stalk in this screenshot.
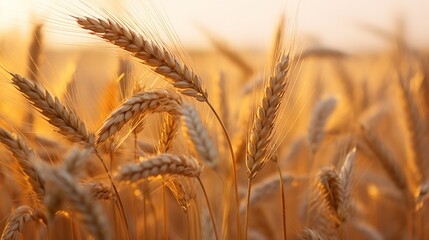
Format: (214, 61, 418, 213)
(333, 60, 355, 108)
(0, 128, 45, 201)
(76, 16, 208, 102)
(217, 72, 229, 129)
(1, 205, 46, 240)
(9, 73, 94, 145)
(76, 18, 241, 220)
(96, 89, 181, 144)
(233, 131, 247, 166)
(244, 53, 289, 239)
(181, 104, 218, 168)
(246, 53, 290, 179)
(8, 72, 130, 232)
(200, 207, 216, 240)
(116, 154, 203, 182)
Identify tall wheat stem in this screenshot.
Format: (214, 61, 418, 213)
(207, 100, 240, 234)
(163, 184, 168, 240)
(244, 179, 253, 240)
(94, 150, 130, 239)
(197, 177, 219, 240)
(277, 164, 287, 240)
(108, 150, 120, 239)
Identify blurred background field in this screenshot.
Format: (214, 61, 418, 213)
(0, 0, 429, 240)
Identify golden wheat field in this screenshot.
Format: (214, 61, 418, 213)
(0, 0, 428, 239)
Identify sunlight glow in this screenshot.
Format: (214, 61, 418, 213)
(1, 0, 429, 51)
(368, 184, 379, 199)
(0, 0, 24, 30)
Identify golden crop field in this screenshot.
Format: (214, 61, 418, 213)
(0, 1, 428, 239)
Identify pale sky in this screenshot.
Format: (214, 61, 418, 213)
(1, 0, 429, 52)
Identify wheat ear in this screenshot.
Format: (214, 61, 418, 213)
(299, 228, 325, 240)
(351, 221, 383, 240)
(417, 180, 429, 203)
(157, 119, 177, 240)
(9, 73, 129, 233)
(317, 167, 346, 226)
(1, 205, 46, 240)
(61, 148, 92, 176)
(244, 54, 289, 239)
(116, 154, 203, 182)
(240, 173, 307, 213)
(43, 168, 111, 240)
(82, 181, 113, 201)
(246, 53, 290, 179)
(24, 24, 43, 131)
(77, 14, 241, 234)
(158, 113, 180, 153)
(138, 140, 157, 155)
(338, 148, 356, 223)
(308, 97, 337, 155)
(27, 24, 43, 83)
(0, 128, 45, 201)
(76, 16, 208, 101)
(9, 73, 94, 145)
(361, 124, 408, 191)
(270, 13, 285, 71)
(96, 89, 181, 144)
(204, 32, 253, 78)
(164, 176, 196, 212)
(181, 104, 218, 168)
(398, 74, 429, 182)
